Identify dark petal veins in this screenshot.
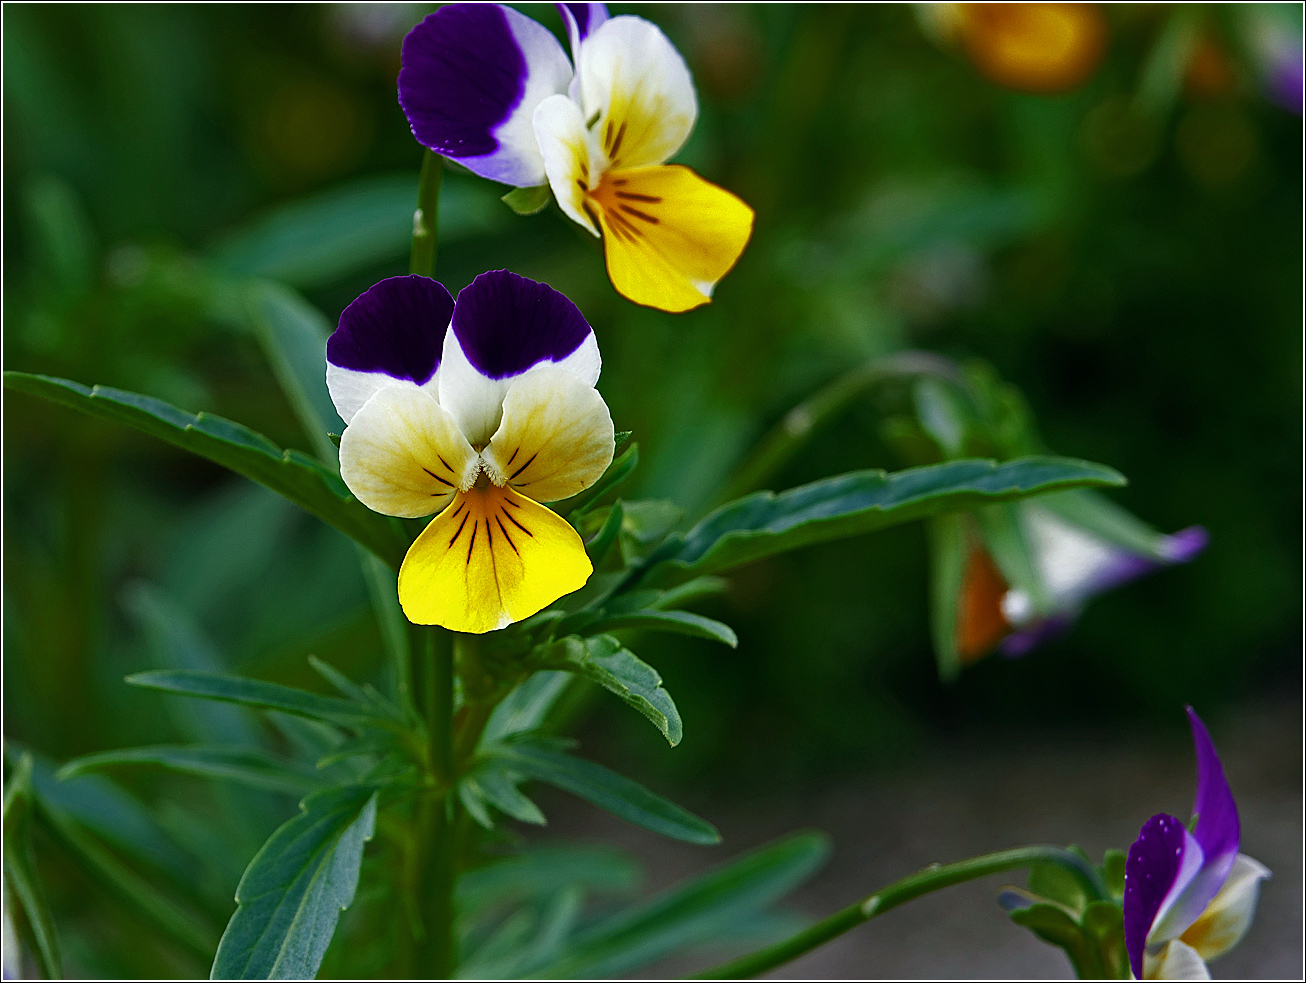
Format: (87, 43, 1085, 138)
(1187, 707, 1240, 870)
(451, 270, 592, 379)
(328, 276, 454, 384)
(1124, 813, 1188, 980)
(398, 4, 527, 159)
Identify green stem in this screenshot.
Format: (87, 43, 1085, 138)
(712, 351, 965, 508)
(410, 150, 444, 277)
(693, 845, 1108, 980)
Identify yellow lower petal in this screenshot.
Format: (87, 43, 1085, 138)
(397, 484, 592, 633)
(591, 164, 754, 313)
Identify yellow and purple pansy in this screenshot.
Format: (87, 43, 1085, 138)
(1123, 708, 1270, 980)
(327, 270, 614, 634)
(397, 2, 754, 313)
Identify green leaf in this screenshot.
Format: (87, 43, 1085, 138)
(2, 372, 406, 567)
(926, 513, 966, 682)
(3, 754, 63, 979)
(489, 741, 718, 845)
(637, 457, 1126, 587)
(501, 184, 553, 215)
(1101, 849, 1127, 900)
(976, 500, 1052, 615)
(211, 786, 378, 980)
(461, 767, 547, 828)
(125, 670, 399, 732)
(243, 281, 342, 460)
(913, 376, 971, 457)
(584, 609, 738, 648)
(210, 172, 503, 290)
(585, 500, 624, 567)
(480, 671, 574, 746)
(530, 832, 829, 979)
(1081, 900, 1130, 980)
(1028, 861, 1088, 916)
(1008, 902, 1097, 978)
(1038, 488, 1176, 560)
(537, 636, 684, 746)
(456, 846, 642, 919)
(554, 442, 639, 517)
(58, 745, 327, 795)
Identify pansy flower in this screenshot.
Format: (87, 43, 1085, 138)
(938, 493, 1207, 670)
(327, 271, 614, 633)
(397, 3, 754, 313)
(1123, 708, 1270, 980)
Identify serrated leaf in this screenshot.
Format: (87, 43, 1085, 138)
(529, 832, 829, 979)
(125, 670, 398, 732)
(637, 457, 1126, 587)
(489, 741, 718, 845)
(58, 745, 326, 795)
(211, 786, 378, 980)
(2, 372, 406, 567)
(537, 636, 683, 745)
(3, 754, 63, 979)
(501, 184, 553, 215)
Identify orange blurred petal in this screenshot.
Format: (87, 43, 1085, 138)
(961, 3, 1107, 94)
(956, 541, 1011, 664)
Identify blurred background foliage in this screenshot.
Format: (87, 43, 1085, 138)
(2, 4, 1300, 976)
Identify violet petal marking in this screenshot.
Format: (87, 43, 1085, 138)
(1163, 525, 1209, 563)
(328, 275, 453, 385)
(558, 2, 609, 45)
(1187, 707, 1240, 882)
(451, 270, 592, 379)
(1124, 814, 1195, 980)
(998, 612, 1074, 658)
(399, 5, 527, 160)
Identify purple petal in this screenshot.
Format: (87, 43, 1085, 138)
(1267, 49, 1305, 114)
(1187, 707, 1240, 884)
(998, 612, 1074, 658)
(328, 276, 453, 385)
(450, 270, 593, 380)
(1124, 813, 1202, 979)
(398, 4, 571, 186)
(557, 2, 609, 50)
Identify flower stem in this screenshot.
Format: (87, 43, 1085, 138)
(692, 845, 1109, 980)
(711, 350, 966, 508)
(410, 149, 443, 277)
(412, 625, 456, 977)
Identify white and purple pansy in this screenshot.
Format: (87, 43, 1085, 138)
(997, 505, 1209, 657)
(397, 3, 754, 313)
(328, 270, 614, 634)
(1123, 707, 1270, 980)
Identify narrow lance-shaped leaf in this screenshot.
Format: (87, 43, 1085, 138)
(636, 457, 1126, 587)
(536, 636, 684, 746)
(529, 832, 830, 980)
(125, 670, 400, 733)
(3, 754, 63, 980)
(2, 372, 406, 567)
(58, 746, 327, 796)
(488, 741, 719, 845)
(211, 786, 378, 980)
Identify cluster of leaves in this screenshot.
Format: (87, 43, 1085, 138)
(1, 261, 1124, 977)
(1000, 847, 1130, 980)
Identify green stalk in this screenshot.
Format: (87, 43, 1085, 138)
(410, 150, 444, 278)
(693, 845, 1109, 980)
(712, 350, 965, 507)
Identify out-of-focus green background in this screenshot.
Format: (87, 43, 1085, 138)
(3, 3, 1300, 978)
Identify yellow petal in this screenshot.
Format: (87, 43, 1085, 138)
(592, 164, 754, 313)
(397, 484, 592, 633)
(482, 365, 614, 504)
(1179, 853, 1271, 962)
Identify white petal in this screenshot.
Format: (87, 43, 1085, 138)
(438, 309, 602, 449)
(1144, 940, 1211, 980)
(1180, 853, 1271, 962)
(482, 365, 614, 503)
(325, 366, 440, 428)
(534, 93, 602, 235)
(339, 386, 478, 518)
(1022, 504, 1132, 606)
(576, 15, 697, 170)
